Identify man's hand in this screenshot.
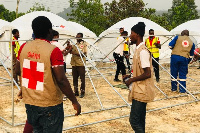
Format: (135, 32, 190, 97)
(125, 78, 133, 87)
(17, 89, 22, 99)
(72, 102, 81, 116)
(155, 43, 161, 49)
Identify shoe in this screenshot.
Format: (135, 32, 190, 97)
(171, 89, 177, 92)
(79, 93, 85, 98)
(197, 67, 200, 69)
(74, 92, 79, 96)
(156, 78, 159, 82)
(114, 79, 121, 82)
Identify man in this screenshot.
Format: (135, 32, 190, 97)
(169, 30, 195, 93)
(119, 27, 124, 34)
(51, 30, 67, 72)
(16, 16, 81, 132)
(145, 29, 161, 82)
(123, 22, 155, 133)
(70, 33, 87, 98)
(10, 29, 20, 84)
(113, 31, 127, 81)
(123, 31, 131, 72)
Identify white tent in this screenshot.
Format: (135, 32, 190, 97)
(0, 19, 10, 29)
(94, 17, 173, 63)
(170, 19, 200, 47)
(9, 11, 97, 67)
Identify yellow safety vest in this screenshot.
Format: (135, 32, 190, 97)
(145, 37, 159, 58)
(9, 37, 20, 57)
(123, 38, 129, 51)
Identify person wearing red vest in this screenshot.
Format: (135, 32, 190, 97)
(145, 29, 161, 82)
(169, 30, 195, 93)
(16, 16, 81, 132)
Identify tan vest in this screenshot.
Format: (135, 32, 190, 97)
(71, 41, 87, 66)
(20, 39, 63, 107)
(171, 36, 193, 58)
(128, 44, 155, 103)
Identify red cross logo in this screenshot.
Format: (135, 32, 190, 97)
(60, 25, 65, 28)
(182, 40, 189, 48)
(22, 59, 44, 91)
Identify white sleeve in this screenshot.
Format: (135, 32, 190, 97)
(140, 50, 150, 68)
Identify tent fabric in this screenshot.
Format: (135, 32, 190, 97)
(0, 19, 10, 31)
(94, 17, 173, 63)
(170, 19, 200, 47)
(0, 11, 97, 68)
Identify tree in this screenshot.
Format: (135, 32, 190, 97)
(167, 0, 199, 30)
(104, 0, 145, 27)
(0, 4, 24, 22)
(27, 2, 50, 13)
(67, 0, 107, 36)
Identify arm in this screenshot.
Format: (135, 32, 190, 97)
(169, 36, 178, 49)
(52, 66, 81, 115)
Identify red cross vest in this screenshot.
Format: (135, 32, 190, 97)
(19, 39, 63, 107)
(171, 36, 193, 58)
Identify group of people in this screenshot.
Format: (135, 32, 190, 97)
(9, 15, 200, 133)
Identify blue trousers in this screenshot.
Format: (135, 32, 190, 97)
(25, 103, 64, 133)
(129, 99, 147, 133)
(170, 55, 188, 93)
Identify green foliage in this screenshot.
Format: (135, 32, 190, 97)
(104, 0, 145, 27)
(27, 2, 50, 13)
(67, 0, 107, 36)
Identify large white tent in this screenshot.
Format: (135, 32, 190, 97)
(94, 17, 173, 63)
(170, 19, 200, 47)
(0, 11, 97, 68)
(0, 19, 10, 29)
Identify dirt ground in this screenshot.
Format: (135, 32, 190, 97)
(0, 62, 200, 133)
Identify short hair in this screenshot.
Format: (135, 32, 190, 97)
(32, 16, 52, 38)
(12, 29, 19, 35)
(121, 31, 128, 35)
(119, 27, 124, 30)
(52, 30, 59, 37)
(77, 33, 83, 38)
(181, 30, 189, 36)
(149, 29, 154, 32)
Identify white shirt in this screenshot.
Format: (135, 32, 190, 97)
(51, 41, 66, 62)
(115, 36, 124, 56)
(136, 42, 150, 68)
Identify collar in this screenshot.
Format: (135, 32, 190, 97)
(149, 36, 155, 40)
(35, 38, 50, 43)
(136, 42, 144, 49)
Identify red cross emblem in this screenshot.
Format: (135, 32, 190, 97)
(182, 40, 189, 47)
(22, 59, 44, 91)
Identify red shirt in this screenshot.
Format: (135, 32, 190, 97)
(17, 41, 64, 66)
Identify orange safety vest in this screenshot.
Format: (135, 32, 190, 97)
(145, 37, 159, 58)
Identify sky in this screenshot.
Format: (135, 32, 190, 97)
(1, 0, 200, 14)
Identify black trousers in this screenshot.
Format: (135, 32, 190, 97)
(129, 99, 147, 133)
(113, 52, 126, 80)
(123, 51, 131, 71)
(72, 66, 85, 93)
(152, 57, 159, 80)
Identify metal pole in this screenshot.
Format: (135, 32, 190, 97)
(70, 40, 131, 108)
(154, 84, 168, 98)
(69, 40, 104, 109)
(152, 57, 198, 101)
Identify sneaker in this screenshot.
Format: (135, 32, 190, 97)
(74, 92, 79, 96)
(79, 93, 85, 98)
(114, 79, 121, 82)
(197, 67, 200, 69)
(156, 78, 159, 82)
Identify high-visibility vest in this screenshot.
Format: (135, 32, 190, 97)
(123, 38, 129, 51)
(145, 37, 159, 58)
(9, 37, 20, 57)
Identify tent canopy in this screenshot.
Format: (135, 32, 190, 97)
(94, 17, 173, 63)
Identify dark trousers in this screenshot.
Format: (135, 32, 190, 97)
(25, 103, 64, 133)
(152, 57, 159, 80)
(113, 52, 126, 80)
(72, 66, 85, 93)
(129, 99, 147, 133)
(64, 62, 66, 73)
(123, 51, 131, 71)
